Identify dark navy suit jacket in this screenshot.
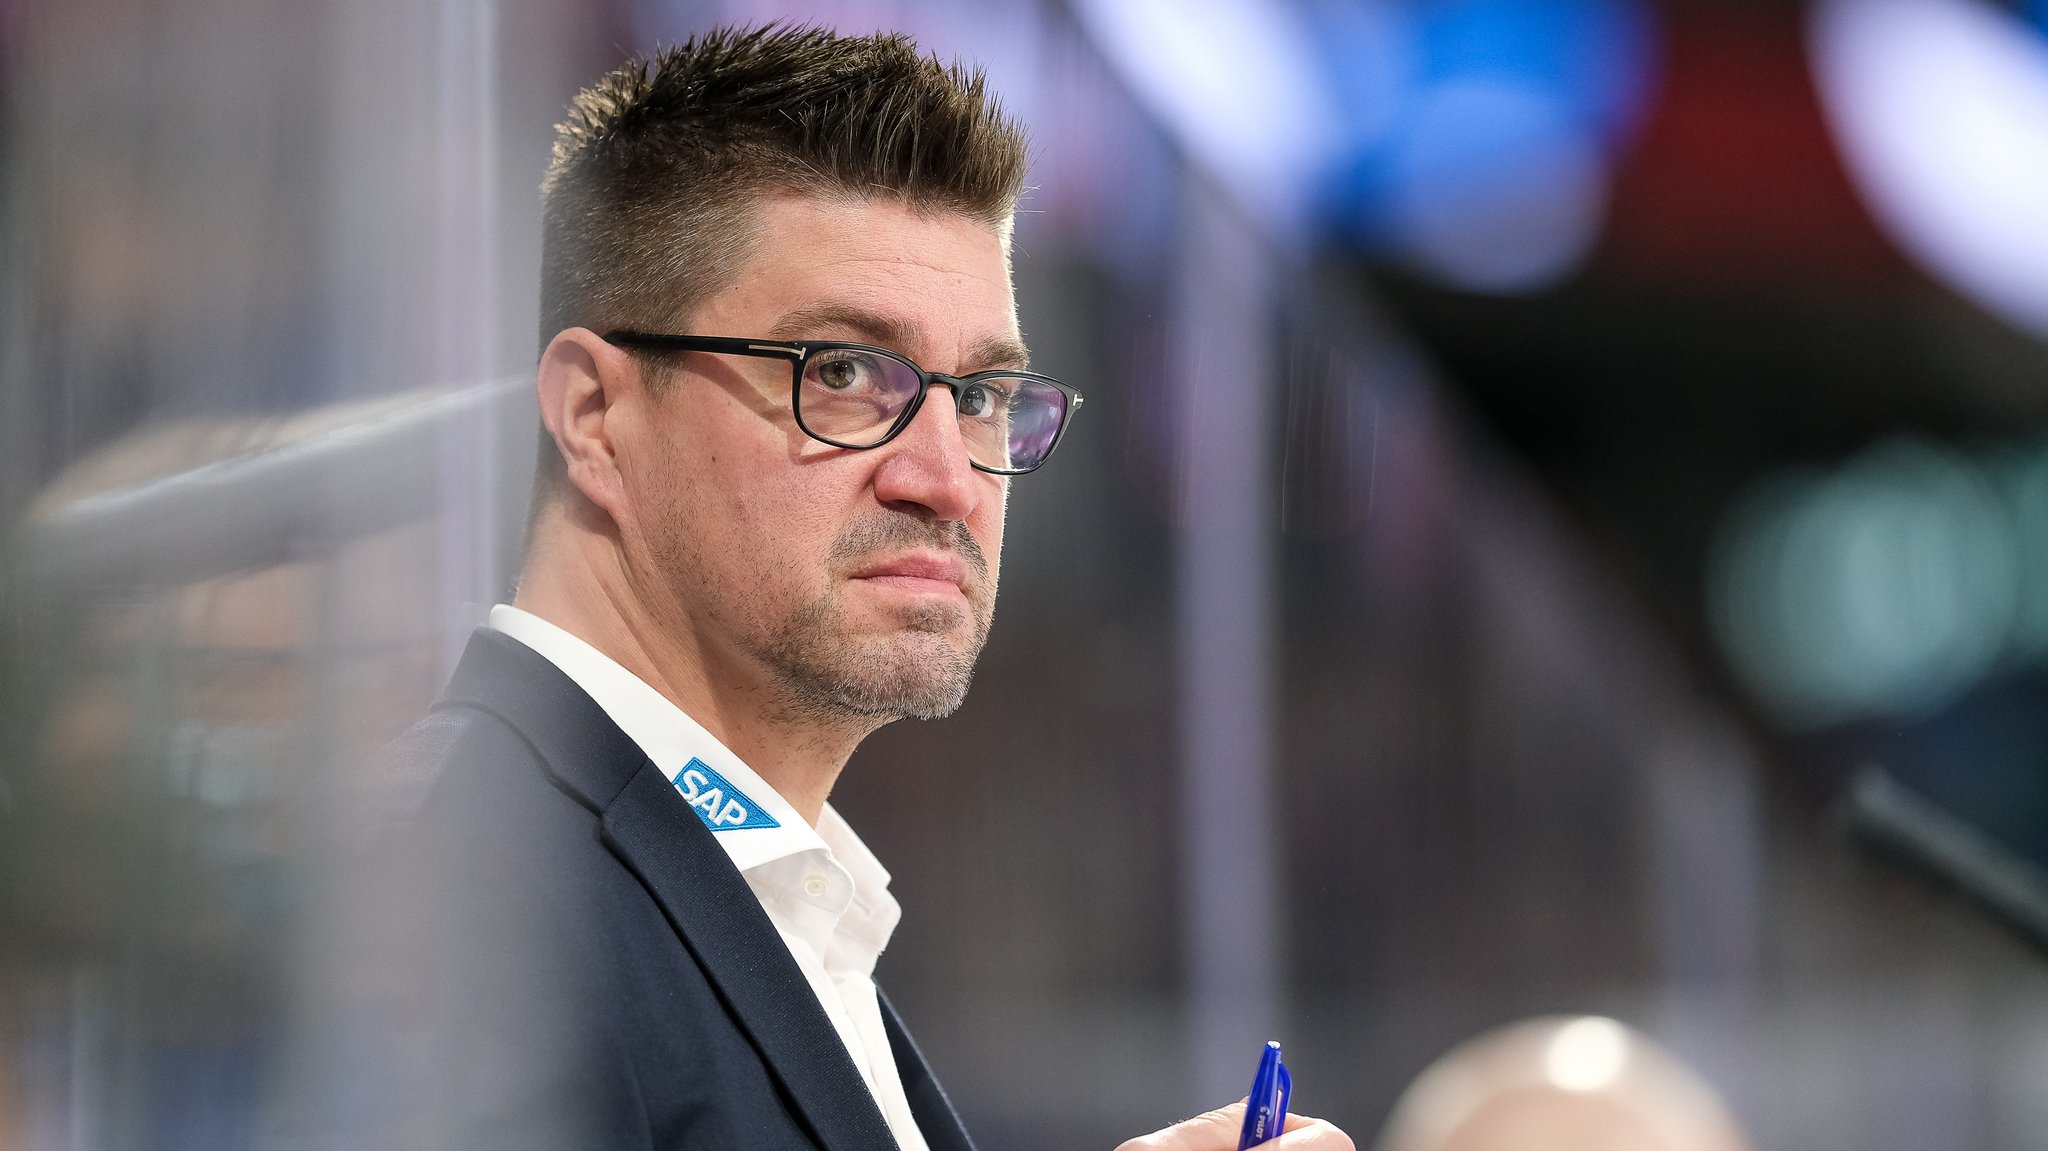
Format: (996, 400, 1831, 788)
(392, 628, 973, 1151)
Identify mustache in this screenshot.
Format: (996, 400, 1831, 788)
(829, 512, 989, 585)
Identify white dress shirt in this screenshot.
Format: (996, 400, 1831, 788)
(488, 605, 930, 1151)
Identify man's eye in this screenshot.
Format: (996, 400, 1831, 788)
(814, 356, 870, 391)
(957, 382, 1011, 420)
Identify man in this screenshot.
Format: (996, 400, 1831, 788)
(396, 25, 1351, 1151)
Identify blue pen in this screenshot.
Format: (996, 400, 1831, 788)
(1236, 1041, 1293, 1149)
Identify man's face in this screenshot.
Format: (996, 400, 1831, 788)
(614, 193, 1018, 724)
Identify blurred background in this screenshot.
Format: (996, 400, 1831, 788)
(4, 0, 2048, 1147)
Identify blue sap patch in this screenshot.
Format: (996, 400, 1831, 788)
(670, 757, 780, 831)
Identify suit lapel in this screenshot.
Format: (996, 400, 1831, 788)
(600, 765, 900, 1151)
(438, 631, 899, 1151)
(877, 988, 976, 1151)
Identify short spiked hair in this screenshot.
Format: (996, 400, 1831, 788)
(529, 25, 1028, 503)
(539, 24, 1027, 349)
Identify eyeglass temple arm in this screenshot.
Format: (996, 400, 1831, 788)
(602, 332, 805, 361)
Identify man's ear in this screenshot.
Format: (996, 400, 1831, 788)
(535, 327, 639, 520)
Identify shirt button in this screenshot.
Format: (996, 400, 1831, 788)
(803, 874, 829, 898)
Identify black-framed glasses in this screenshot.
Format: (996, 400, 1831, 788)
(604, 331, 1083, 475)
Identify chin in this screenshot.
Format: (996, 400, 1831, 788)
(838, 632, 981, 719)
(762, 589, 991, 722)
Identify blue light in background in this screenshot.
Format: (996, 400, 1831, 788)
(1307, 0, 1657, 292)
(1385, 76, 1609, 291)
(1413, 0, 1654, 136)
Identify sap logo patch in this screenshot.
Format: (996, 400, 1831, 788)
(671, 757, 780, 831)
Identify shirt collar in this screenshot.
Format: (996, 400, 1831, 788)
(816, 804, 901, 957)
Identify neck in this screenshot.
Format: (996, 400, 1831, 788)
(514, 504, 878, 825)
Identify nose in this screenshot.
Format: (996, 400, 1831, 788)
(868, 382, 987, 521)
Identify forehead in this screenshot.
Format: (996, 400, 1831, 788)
(691, 194, 1022, 366)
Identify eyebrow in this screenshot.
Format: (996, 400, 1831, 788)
(767, 302, 1032, 373)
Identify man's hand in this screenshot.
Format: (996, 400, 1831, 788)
(1115, 1100, 1355, 1151)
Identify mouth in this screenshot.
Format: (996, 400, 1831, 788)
(848, 551, 970, 599)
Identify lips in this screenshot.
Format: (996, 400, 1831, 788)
(849, 551, 969, 596)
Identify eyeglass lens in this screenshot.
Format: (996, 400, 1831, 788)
(799, 347, 1067, 472)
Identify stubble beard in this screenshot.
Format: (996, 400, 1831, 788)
(758, 513, 996, 725)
